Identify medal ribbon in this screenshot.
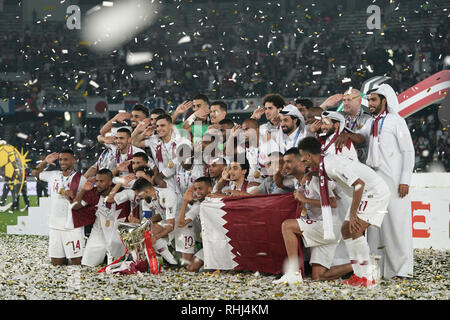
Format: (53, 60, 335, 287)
(156, 140, 177, 163)
(318, 135, 337, 240)
(284, 127, 301, 152)
(60, 170, 76, 193)
(144, 230, 161, 275)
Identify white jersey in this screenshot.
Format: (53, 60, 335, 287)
(259, 121, 280, 141)
(101, 143, 151, 174)
(165, 159, 204, 195)
(303, 176, 337, 221)
(185, 202, 201, 223)
(322, 133, 358, 161)
(113, 188, 141, 218)
(323, 155, 387, 201)
(39, 170, 86, 230)
(145, 133, 189, 192)
(144, 187, 178, 221)
(227, 179, 250, 192)
(246, 139, 280, 183)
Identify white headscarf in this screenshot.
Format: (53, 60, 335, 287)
(369, 83, 399, 114)
(321, 111, 346, 134)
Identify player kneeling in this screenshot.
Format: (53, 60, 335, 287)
(176, 177, 213, 272)
(131, 178, 179, 265)
(298, 137, 390, 287)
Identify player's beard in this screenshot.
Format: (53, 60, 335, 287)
(117, 142, 127, 153)
(144, 196, 152, 203)
(323, 126, 336, 139)
(281, 124, 294, 135)
(370, 102, 383, 116)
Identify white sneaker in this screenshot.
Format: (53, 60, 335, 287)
(153, 238, 178, 265)
(161, 250, 178, 265)
(272, 272, 303, 285)
(0, 203, 12, 212)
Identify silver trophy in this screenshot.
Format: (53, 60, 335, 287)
(117, 218, 152, 262)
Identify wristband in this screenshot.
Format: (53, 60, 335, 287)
(186, 113, 197, 125)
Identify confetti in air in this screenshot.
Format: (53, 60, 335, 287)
(177, 35, 191, 44)
(126, 51, 153, 66)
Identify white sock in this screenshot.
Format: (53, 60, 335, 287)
(284, 257, 300, 275)
(344, 238, 361, 277)
(353, 236, 373, 281)
(153, 238, 177, 264)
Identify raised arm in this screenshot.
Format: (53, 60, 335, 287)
(99, 112, 131, 137)
(171, 100, 193, 123)
(72, 177, 96, 210)
(177, 186, 194, 228)
(83, 163, 98, 179)
(131, 119, 153, 148)
(319, 94, 343, 110)
(32, 152, 58, 179)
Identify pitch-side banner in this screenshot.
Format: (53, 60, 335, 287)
(199, 193, 303, 274)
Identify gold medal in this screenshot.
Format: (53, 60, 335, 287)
(59, 188, 66, 196)
(253, 170, 261, 179)
(301, 208, 308, 217)
(167, 160, 174, 169)
(105, 220, 111, 228)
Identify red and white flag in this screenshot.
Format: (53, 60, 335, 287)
(199, 193, 304, 275)
(86, 97, 109, 119)
(397, 70, 450, 118)
(347, 70, 450, 118)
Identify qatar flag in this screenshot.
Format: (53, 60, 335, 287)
(199, 193, 304, 275)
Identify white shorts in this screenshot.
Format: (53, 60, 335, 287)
(309, 243, 340, 269)
(344, 194, 390, 228)
(296, 217, 342, 248)
(81, 226, 107, 267)
(48, 228, 84, 259)
(297, 217, 342, 269)
(174, 223, 196, 254)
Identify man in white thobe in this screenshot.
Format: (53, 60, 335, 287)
(349, 84, 415, 279)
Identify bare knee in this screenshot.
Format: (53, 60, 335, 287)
(282, 219, 301, 235)
(311, 264, 326, 281)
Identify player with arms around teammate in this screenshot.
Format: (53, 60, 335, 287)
(298, 137, 390, 287)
